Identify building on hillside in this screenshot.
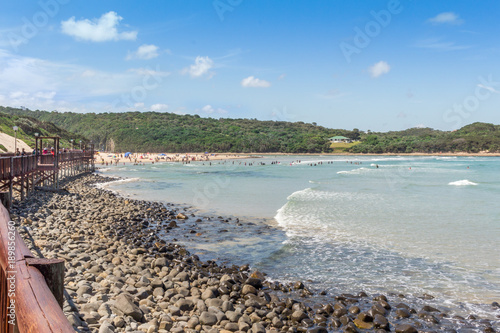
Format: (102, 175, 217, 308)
(328, 136, 352, 143)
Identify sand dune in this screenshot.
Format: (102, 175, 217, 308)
(0, 132, 32, 153)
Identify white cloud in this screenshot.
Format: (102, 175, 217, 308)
(241, 76, 271, 88)
(197, 104, 227, 114)
(414, 38, 470, 51)
(151, 103, 169, 111)
(184, 56, 214, 78)
(10, 91, 29, 99)
(368, 61, 390, 78)
(34, 91, 57, 99)
(134, 102, 144, 109)
(128, 67, 170, 77)
(126, 44, 159, 60)
(0, 49, 162, 111)
(61, 11, 137, 42)
(278, 74, 286, 80)
(427, 12, 464, 25)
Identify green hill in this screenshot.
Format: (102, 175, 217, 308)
(1, 106, 499, 154)
(349, 123, 500, 154)
(0, 106, 357, 153)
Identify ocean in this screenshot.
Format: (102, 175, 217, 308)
(97, 155, 500, 319)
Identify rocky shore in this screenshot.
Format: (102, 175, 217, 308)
(10, 173, 499, 333)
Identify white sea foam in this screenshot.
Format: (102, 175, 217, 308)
(448, 179, 478, 186)
(95, 168, 111, 172)
(337, 167, 370, 175)
(95, 177, 141, 189)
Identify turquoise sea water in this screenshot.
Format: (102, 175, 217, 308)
(98, 155, 500, 318)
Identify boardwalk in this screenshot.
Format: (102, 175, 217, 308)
(0, 147, 94, 206)
(0, 141, 94, 332)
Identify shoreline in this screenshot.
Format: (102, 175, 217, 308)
(96, 151, 500, 166)
(11, 174, 500, 332)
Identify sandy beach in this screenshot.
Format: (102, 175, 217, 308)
(95, 150, 500, 167)
(95, 152, 253, 166)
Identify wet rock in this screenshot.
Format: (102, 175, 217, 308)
(354, 318, 374, 330)
(396, 308, 411, 319)
(395, 324, 418, 333)
(246, 277, 263, 289)
(294, 281, 305, 290)
(373, 314, 389, 330)
(242, 284, 258, 295)
(422, 305, 440, 313)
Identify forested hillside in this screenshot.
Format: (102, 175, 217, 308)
(0, 107, 356, 153)
(2, 106, 499, 154)
(350, 123, 500, 153)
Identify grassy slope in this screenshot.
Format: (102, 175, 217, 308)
(0, 111, 87, 150)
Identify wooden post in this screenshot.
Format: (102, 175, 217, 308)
(26, 258, 65, 309)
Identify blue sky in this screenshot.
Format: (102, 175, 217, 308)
(1, 0, 499, 131)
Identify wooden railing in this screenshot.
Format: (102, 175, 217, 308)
(0, 203, 74, 332)
(0, 150, 95, 332)
(0, 151, 95, 204)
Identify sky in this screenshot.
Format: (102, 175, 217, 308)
(1, 0, 500, 132)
